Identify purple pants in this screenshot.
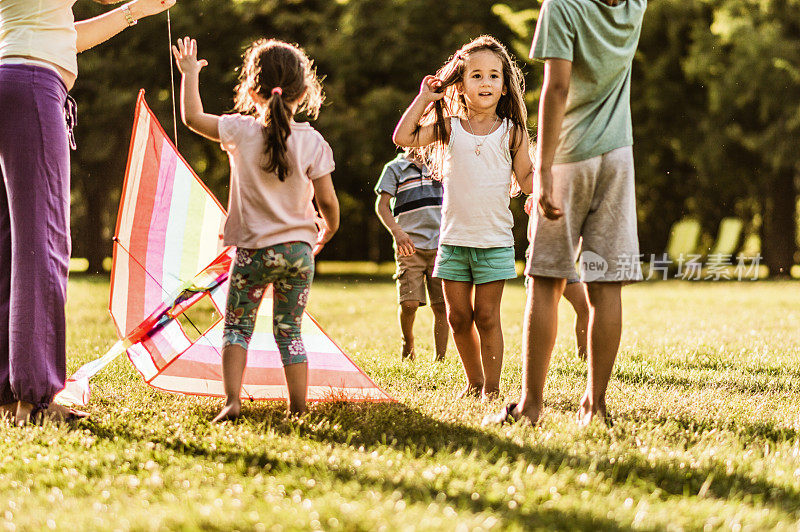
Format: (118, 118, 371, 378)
(0, 65, 72, 410)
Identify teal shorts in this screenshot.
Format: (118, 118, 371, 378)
(433, 244, 517, 284)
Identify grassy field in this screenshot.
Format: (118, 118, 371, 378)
(2, 275, 800, 530)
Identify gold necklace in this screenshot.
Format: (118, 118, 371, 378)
(465, 115, 499, 156)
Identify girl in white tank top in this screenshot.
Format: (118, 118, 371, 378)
(393, 35, 533, 400)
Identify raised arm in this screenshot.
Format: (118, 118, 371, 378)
(171, 37, 220, 141)
(392, 76, 447, 147)
(535, 58, 572, 220)
(311, 175, 340, 255)
(75, 0, 176, 53)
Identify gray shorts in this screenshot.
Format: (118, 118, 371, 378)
(525, 146, 643, 283)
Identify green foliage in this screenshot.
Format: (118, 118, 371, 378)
(3, 277, 800, 529)
(68, 0, 799, 272)
(69, 0, 532, 267)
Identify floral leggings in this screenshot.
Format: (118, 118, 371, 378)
(223, 242, 314, 366)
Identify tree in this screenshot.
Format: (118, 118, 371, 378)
(499, 0, 800, 275)
(684, 0, 800, 275)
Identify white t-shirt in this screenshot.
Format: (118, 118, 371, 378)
(439, 117, 515, 248)
(218, 114, 335, 249)
(0, 0, 78, 77)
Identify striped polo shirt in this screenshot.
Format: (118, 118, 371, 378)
(375, 155, 443, 250)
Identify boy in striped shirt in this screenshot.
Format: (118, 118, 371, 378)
(375, 149, 448, 362)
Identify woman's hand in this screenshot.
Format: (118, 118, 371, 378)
(419, 75, 445, 102)
(172, 37, 207, 76)
(131, 0, 176, 18)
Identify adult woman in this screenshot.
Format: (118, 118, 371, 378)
(0, 0, 176, 425)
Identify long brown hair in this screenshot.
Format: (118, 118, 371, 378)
(233, 39, 324, 182)
(415, 35, 528, 180)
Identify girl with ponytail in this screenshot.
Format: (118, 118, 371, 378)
(173, 36, 339, 421)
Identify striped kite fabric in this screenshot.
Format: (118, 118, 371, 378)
(56, 92, 392, 405)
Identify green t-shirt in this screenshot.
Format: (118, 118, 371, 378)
(530, 0, 647, 163)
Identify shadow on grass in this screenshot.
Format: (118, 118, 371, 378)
(85, 400, 800, 525)
(538, 393, 799, 444)
(85, 408, 631, 531)
(550, 363, 800, 396)
(291, 403, 800, 513)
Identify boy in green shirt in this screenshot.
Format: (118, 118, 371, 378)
(487, 0, 646, 427)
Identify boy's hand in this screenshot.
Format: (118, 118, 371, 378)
(393, 229, 416, 257)
(536, 167, 563, 220)
(171, 36, 207, 76)
(419, 75, 445, 102)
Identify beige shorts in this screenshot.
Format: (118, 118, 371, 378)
(395, 248, 445, 305)
(526, 146, 643, 283)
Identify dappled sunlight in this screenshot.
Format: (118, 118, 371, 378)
(3, 278, 791, 530)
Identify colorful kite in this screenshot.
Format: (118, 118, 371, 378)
(56, 91, 392, 406)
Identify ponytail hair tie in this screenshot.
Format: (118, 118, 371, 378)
(271, 87, 283, 96)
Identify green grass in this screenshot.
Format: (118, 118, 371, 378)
(2, 276, 800, 530)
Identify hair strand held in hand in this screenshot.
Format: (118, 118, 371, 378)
(415, 35, 528, 181)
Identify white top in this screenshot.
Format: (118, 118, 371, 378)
(439, 117, 514, 248)
(0, 0, 78, 78)
(219, 114, 335, 249)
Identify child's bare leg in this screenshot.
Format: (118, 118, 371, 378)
(213, 344, 247, 423)
(562, 282, 589, 360)
(578, 282, 622, 425)
(473, 280, 506, 399)
(443, 280, 483, 397)
(517, 276, 565, 424)
(431, 302, 448, 361)
(398, 300, 419, 360)
(283, 361, 308, 415)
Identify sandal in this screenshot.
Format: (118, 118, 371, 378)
(482, 402, 520, 426)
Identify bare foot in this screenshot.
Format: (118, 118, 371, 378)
(0, 402, 16, 421)
(576, 394, 611, 427)
(456, 383, 483, 400)
(286, 406, 308, 418)
(401, 340, 415, 361)
(514, 403, 543, 425)
(14, 401, 34, 426)
(481, 389, 501, 402)
(15, 402, 88, 426)
(212, 402, 241, 423)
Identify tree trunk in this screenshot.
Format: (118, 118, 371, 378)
(761, 168, 797, 278)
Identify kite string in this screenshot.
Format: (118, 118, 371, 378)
(167, 9, 178, 148)
(112, 238, 255, 402)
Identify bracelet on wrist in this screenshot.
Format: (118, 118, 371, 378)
(122, 3, 138, 27)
